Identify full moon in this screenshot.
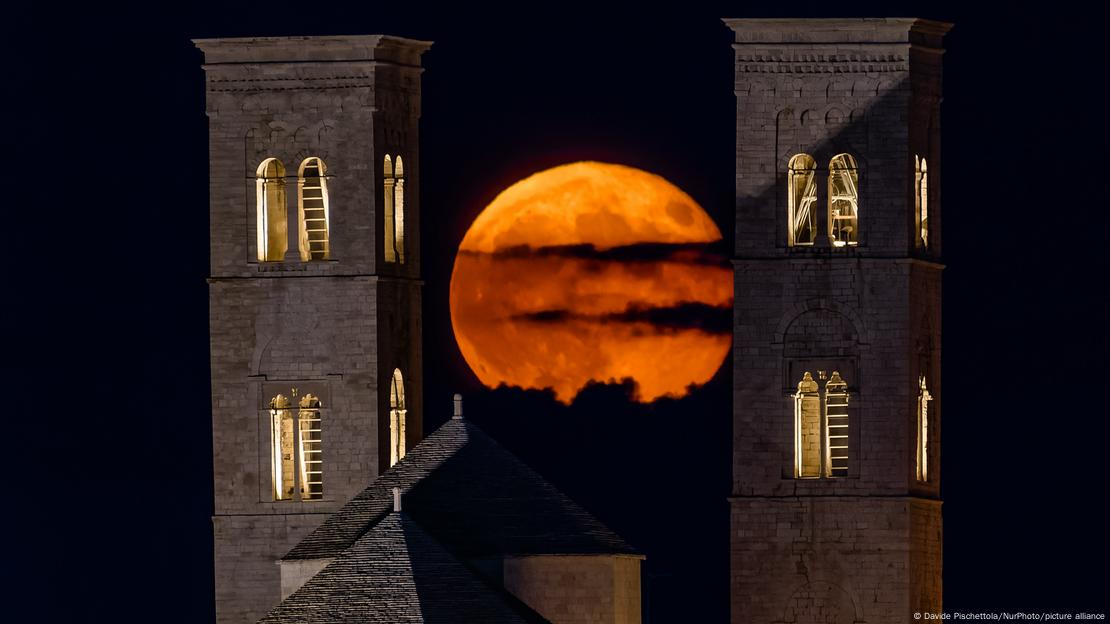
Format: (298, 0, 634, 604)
(450, 162, 732, 403)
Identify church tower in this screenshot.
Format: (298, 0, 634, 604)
(726, 19, 949, 623)
(195, 35, 431, 624)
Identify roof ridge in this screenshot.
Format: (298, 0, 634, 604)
(284, 416, 638, 562)
(283, 419, 470, 560)
(263, 512, 551, 623)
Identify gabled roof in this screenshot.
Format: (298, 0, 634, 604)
(261, 513, 550, 624)
(284, 417, 638, 561)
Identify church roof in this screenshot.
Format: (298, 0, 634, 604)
(284, 417, 638, 561)
(260, 512, 550, 624)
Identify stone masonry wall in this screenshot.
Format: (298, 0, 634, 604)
(213, 514, 330, 624)
(910, 500, 943, 616)
(733, 260, 919, 495)
(502, 555, 643, 624)
(731, 497, 913, 623)
(210, 277, 383, 514)
(727, 19, 949, 624)
(279, 557, 333, 600)
(198, 36, 430, 624)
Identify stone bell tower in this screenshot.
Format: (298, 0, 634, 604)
(725, 19, 950, 623)
(195, 35, 431, 624)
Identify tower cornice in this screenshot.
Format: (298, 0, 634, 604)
(193, 34, 433, 67)
(723, 17, 952, 48)
(724, 18, 951, 75)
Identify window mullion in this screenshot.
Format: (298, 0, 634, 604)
(292, 406, 302, 501)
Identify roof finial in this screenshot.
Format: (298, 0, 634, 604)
(452, 393, 463, 419)
(392, 486, 402, 513)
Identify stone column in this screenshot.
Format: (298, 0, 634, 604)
(284, 175, 301, 262)
(814, 169, 831, 247)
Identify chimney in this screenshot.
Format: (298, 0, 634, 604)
(392, 486, 402, 513)
(453, 393, 463, 419)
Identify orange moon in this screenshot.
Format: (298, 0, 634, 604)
(449, 161, 733, 403)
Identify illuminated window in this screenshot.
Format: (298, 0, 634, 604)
(298, 157, 330, 261)
(384, 155, 396, 263)
(394, 156, 406, 264)
(269, 391, 324, 501)
(788, 154, 818, 246)
(256, 158, 287, 261)
(915, 156, 929, 249)
(828, 154, 859, 247)
(270, 394, 294, 500)
(383, 155, 405, 264)
(794, 371, 851, 478)
(389, 368, 407, 467)
(823, 372, 850, 477)
(794, 372, 822, 478)
(298, 394, 323, 499)
(916, 376, 932, 482)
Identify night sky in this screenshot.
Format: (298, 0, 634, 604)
(8, 1, 1107, 621)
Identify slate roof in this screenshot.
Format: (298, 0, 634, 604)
(284, 417, 638, 561)
(260, 512, 550, 624)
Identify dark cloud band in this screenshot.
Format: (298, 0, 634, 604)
(459, 241, 730, 267)
(513, 302, 732, 335)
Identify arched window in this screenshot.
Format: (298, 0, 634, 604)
(794, 370, 851, 478)
(389, 368, 407, 467)
(269, 391, 324, 501)
(394, 156, 406, 264)
(828, 154, 859, 247)
(794, 372, 822, 478)
(383, 155, 396, 263)
(916, 156, 929, 249)
(823, 371, 850, 477)
(787, 154, 818, 246)
(270, 393, 294, 500)
(256, 158, 287, 261)
(916, 376, 932, 482)
(298, 157, 330, 261)
(298, 394, 323, 499)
